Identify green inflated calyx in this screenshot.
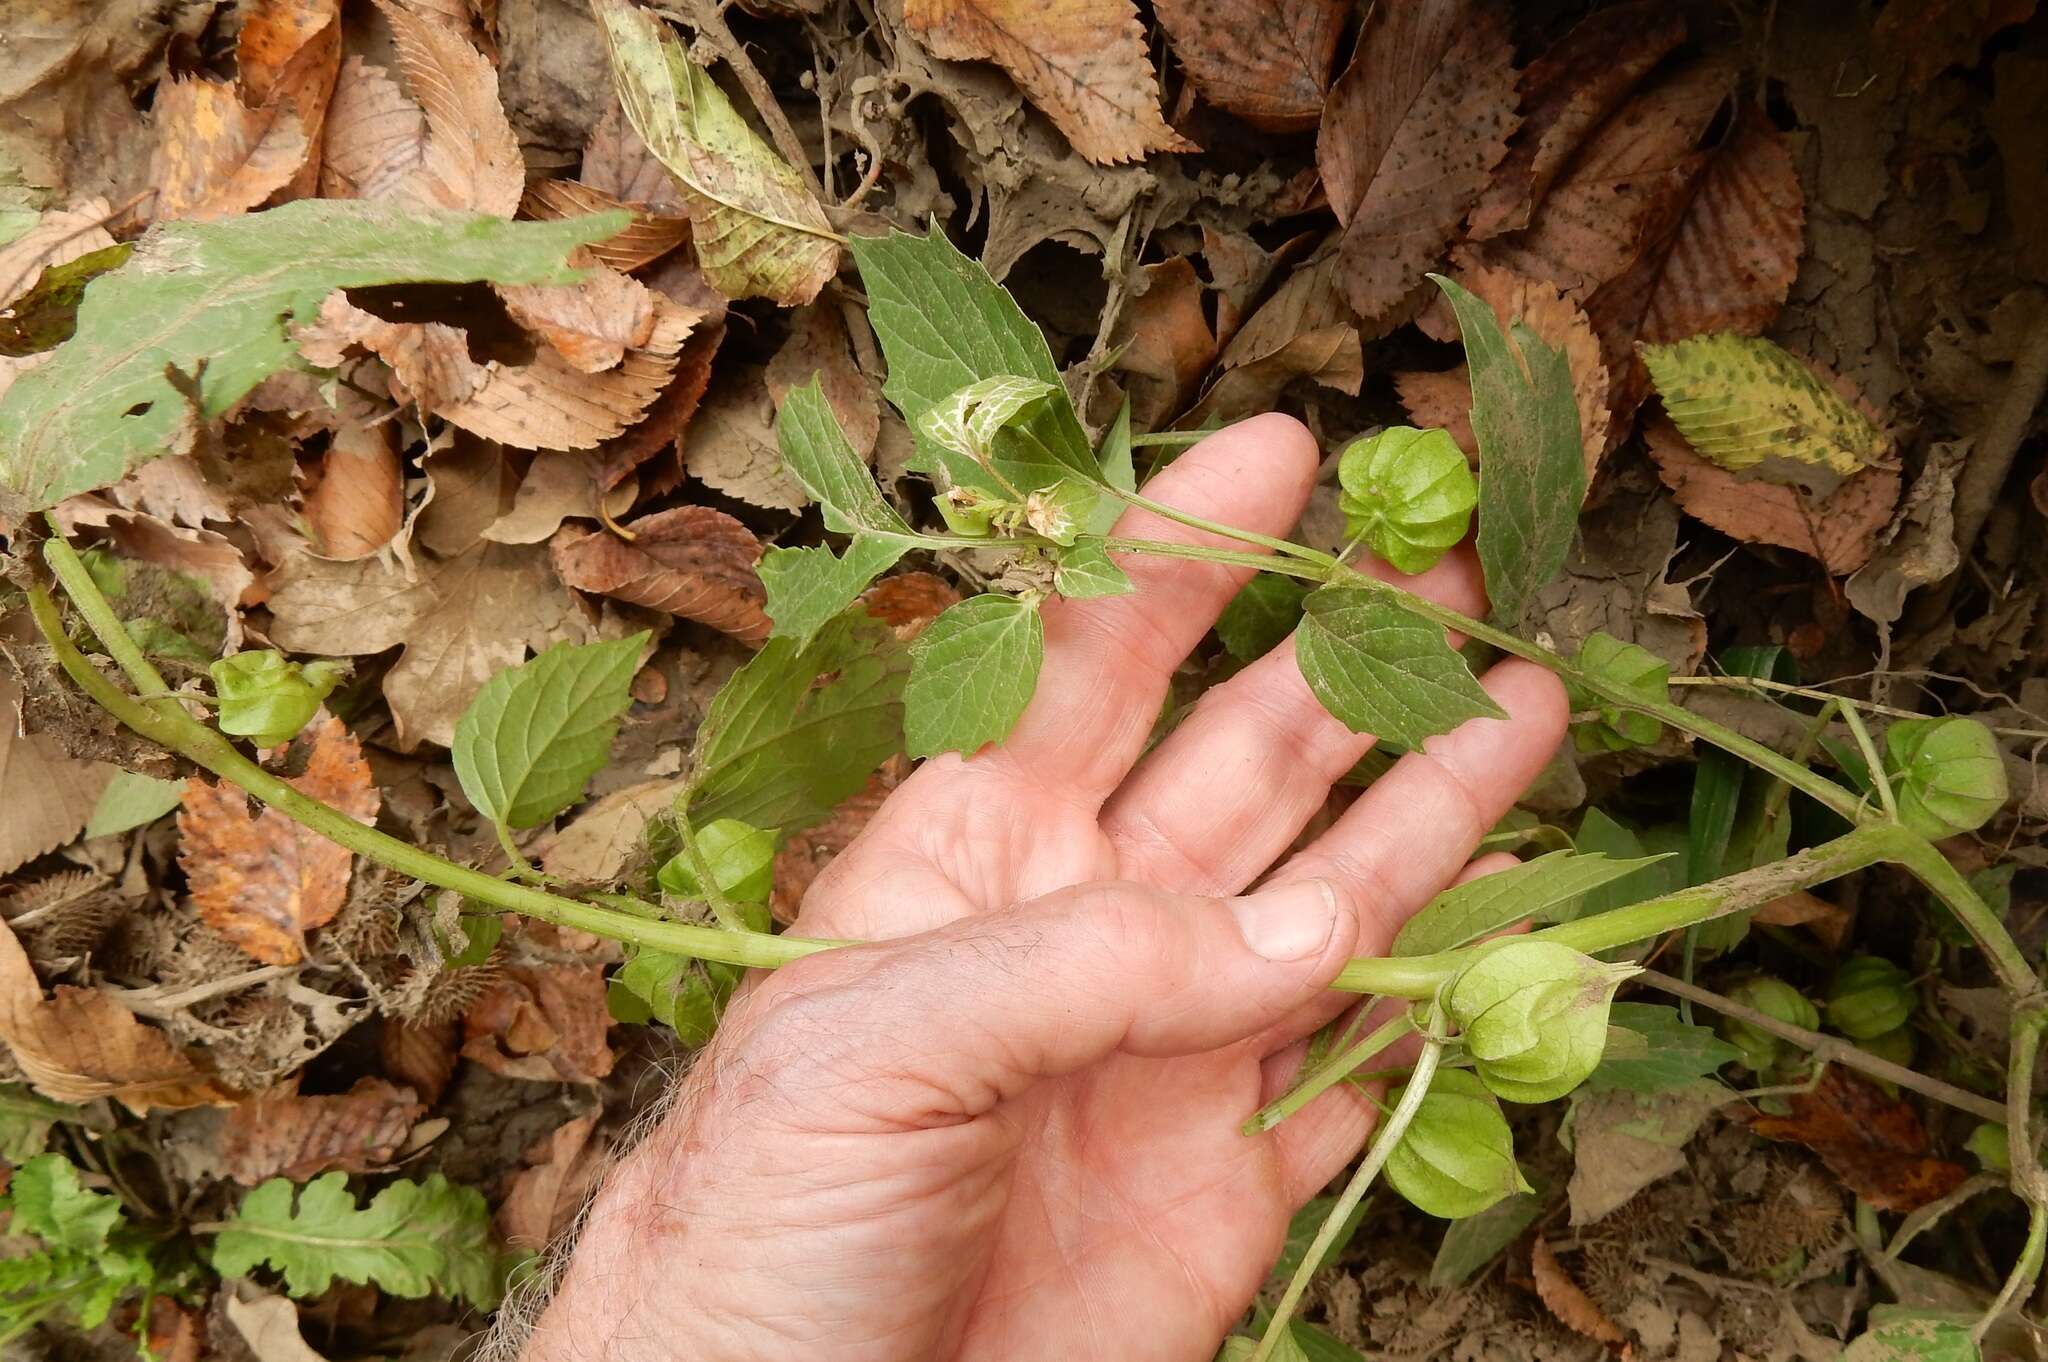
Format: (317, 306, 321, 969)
(210, 650, 348, 748)
(1564, 633, 1669, 752)
(1383, 1068, 1532, 1219)
(657, 818, 777, 906)
(1718, 975, 1818, 1073)
(1825, 955, 1914, 1040)
(1335, 426, 1477, 575)
(1444, 940, 1636, 1103)
(1882, 716, 2007, 839)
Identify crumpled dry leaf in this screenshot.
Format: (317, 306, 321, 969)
(596, 313, 724, 494)
(0, 676, 113, 877)
(0, 916, 230, 1112)
(1644, 414, 1900, 577)
(148, 76, 310, 222)
(219, 1076, 424, 1184)
(1466, 2, 1685, 240)
(538, 776, 688, 882)
(551, 505, 768, 643)
(1186, 325, 1360, 428)
(462, 957, 614, 1084)
(497, 1112, 605, 1250)
(1317, 0, 1518, 333)
(1530, 1238, 1633, 1357)
(266, 537, 594, 748)
(379, 1018, 461, 1105)
(684, 366, 808, 508)
(765, 303, 882, 461)
(1111, 257, 1216, 426)
(1747, 1067, 1967, 1212)
(1151, 0, 1344, 131)
(179, 715, 381, 966)
(483, 452, 634, 546)
(1846, 442, 1963, 632)
(317, 56, 429, 201)
(521, 177, 689, 274)
(1566, 1079, 1725, 1226)
(235, 0, 343, 201)
(223, 1286, 332, 1362)
(862, 571, 961, 638)
(302, 417, 404, 561)
(579, 101, 686, 214)
(496, 248, 659, 373)
(904, 0, 1195, 165)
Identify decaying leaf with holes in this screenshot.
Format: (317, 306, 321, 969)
(178, 715, 381, 966)
(550, 505, 771, 643)
(219, 1077, 425, 1184)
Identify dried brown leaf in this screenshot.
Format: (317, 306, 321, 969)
(580, 102, 687, 214)
(484, 452, 634, 546)
(1152, 0, 1344, 131)
(551, 505, 769, 644)
(1873, 0, 2038, 93)
(497, 1113, 605, 1251)
(219, 1077, 424, 1184)
(684, 366, 807, 508)
(0, 677, 112, 877)
(302, 417, 403, 560)
(236, 0, 343, 200)
(496, 249, 660, 373)
(1530, 1238, 1632, 1356)
(462, 960, 614, 1084)
(521, 178, 689, 274)
(1746, 1067, 1968, 1212)
(904, 0, 1196, 165)
(0, 917, 229, 1112)
(1466, 2, 1685, 240)
(371, 0, 524, 214)
(1111, 257, 1216, 426)
(317, 56, 430, 201)
(765, 304, 881, 460)
(179, 715, 381, 966)
(1185, 325, 1359, 428)
(862, 571, 961, 638)
(538, 777, 688, 882)
(379, 1018, 461, 1104)
(148, 76, 310, 222)
(1317, 0, 1518, 332)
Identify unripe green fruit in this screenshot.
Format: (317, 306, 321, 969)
(1565, 633, 1669, 753)
(1883, 716, 2007, 839)
(1384, 1069, 1532, 1219)
(1856, 1025, 1915, 1080)
(1719, 976, 1818, 1072)
(210, 650, 347, 748)
(1334, 426, 1478, 576)
(1968, 1122, 2011, 1173)
(1445, 940, 1637, 1103)
(1824, 956, 1914, 1040)
(657, 818, 776, 905)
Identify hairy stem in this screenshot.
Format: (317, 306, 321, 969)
(1253, 1036, 1444, 1362)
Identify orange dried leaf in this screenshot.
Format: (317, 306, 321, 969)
(178, 715, 381, 966)
(374, 0, 524, 214)
(1110, 257, 1217, 426)
(497, 1114, 606, 1251)
(219, 1077, 424, 1184)
(1746, 1067, 1968, 1212)
(496, 250, 660, 373)
(380, 1019, 461, 1104)
(522, 178, 690, 274)
(302, 417, 404, 560)
(1531, 1238, 1632, 1356)
(904, 0, 1195, 165)
(862, 572, 961, 639)
(550, 504, 769, 644)
(149, 76, 310, 222)
(318, 56, 429, 201)
(771, 767, 900, 923)
(236, 0, 343, 199)
(462, 961, 614, 1084)
(1152, 0, 1345, 131)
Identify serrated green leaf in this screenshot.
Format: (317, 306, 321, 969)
(904, 594, 1044, 757)
(591, 0, 837, 304)
(1588, 1003, 1741, 1093)
(83, 770, 186, 839)
(847, 228, 1098, 497)
(0, 201, 622, 515)
(1089, 399, 1137, 535)
(1053, 540, 1133, 598)
(760, 538, 911, 648)
(1641, 333, 1885, 499)
(1568, 810, 1687, 924)
(689, 610, 908, 835)
(1216, 574, 1307, 662)
(453, 633, 649, 831)
(607, 948, 723, 1045)
(1295, 579, 1505, 747)
(209, 1172, 501, 1308)
(8, 1154, 121, 1252)
(1843, 1308, 1981, 1362)
(1391, 850, 1675, 956)
(1431, 275, 1585, 631)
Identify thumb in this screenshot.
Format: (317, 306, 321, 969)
(733, 879, 1356, 1130)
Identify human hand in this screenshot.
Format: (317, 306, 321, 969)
(518, 415, 1568, 1362)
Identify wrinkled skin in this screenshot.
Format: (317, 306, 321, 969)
(520, 416, 1567, 1362)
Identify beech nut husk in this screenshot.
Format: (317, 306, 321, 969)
(1445, 940, 1637, 1103)
(1383, 1068, 1532, 1220)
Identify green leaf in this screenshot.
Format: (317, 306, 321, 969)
(656, 818, 776, 904)
(1565, 633, 1670, 753)
(1641, 333, 1887, 499)
(760, 537, 910, 649)
(1431, 275, 1585, 631)
(1588, 1003, 1740, 1093)
(1270, 1195, 1369, 1284)
(847, 228, 1097, 495)
(1429, 1187, 1546, 1288)
(1216, 574, 1307, 662)
(689, 610, 908, 835)
(83, 771, 186, 839)
(919, 375, 1059, 464)
(1391, 850, 1674, 956)
(1842, 1308, 1981, 1362)
(0, 201, 621, 515)
(1053, 540, 1133, 599)
(1089, 399, 1137, 535)
(8, 1154, 121, 1252)
(209, 1172, 502, 1308)
(904, 593, 1044, 758)
(1568, 810, 1687, 923)
(1295, 579, 1505, 747)
(0, 241, 131, 357)
(607, 949, 723, 1045)
(591, 0, 837, 304)
(452, 633, 649, 831)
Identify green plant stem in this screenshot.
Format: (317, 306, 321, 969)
(1253, 1035, 1444, 1362)
(26, 582, 838, 974)
(1101, 538, 1328, 579)
(1635, 968, 2005, 1122)
(1839, 699, 1899, 824)
(677, 819, 749, 933)
(1980, 1204, 2046, 1343)
(1106, 487, 1330, 564)
(1667, 674, 2048, 743)
(1980, 1006, 2048, 1340)
(1245, 1011, 1417, 1134)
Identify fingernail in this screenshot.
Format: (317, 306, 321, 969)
(1231, 880, 1339, 962)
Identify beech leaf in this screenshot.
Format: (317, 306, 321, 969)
(452, 633, 650, 832)
(208, 1171, 501, 1308)
(592, 0, 839, 304)
(1391, 851, 1674, 957)
(1433, 274, 1586, 630)
(1295, 579, 1504, 747)
(905, 593, 1045, 758)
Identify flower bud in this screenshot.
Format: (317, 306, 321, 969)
(1824, 955, 1914, 1040)
(1335, 426, 1478, 576)
(1968, 1122, 2011, 1173)
(1445, 941, 1638, 1103)
(1718, 976, 1817, 1073)
(936, 486, 1000, 537)
(1883, 716, 2007, 839)
(1565, 633, 1669, 753)
(657, 818, 776, 906)
(210, 650, 348, 748)
(1384, 1068, 1532, 1219)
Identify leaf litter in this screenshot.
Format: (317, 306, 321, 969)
(0, 0, 2045, 1355)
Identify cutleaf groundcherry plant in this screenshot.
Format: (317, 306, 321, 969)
(25, 230, 2036, 1358)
